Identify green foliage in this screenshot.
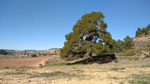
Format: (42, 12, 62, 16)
(114, 59, 119, 63)
(114, 36, 134, 56)
(147, 44, 150, 47)
(31, 54, 37, 57)
(136, 24, 150, 37)
(118, 49, 136, 56)
(114, 39, 124, 53)
(60, 12, 115, 61)
(123, 36, 134, 49)
(136, 28, 143, 37)
(142, 65, 150, 68)
(0, 50, 9, 55)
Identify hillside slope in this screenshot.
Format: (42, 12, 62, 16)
(133, 35, 150, 43)
(133, 35, 150, 55)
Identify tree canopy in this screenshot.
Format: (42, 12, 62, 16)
(136, 24, 150, 37)
(60, 12, 115, 61)
(123, 36, 134, 49)
(0, 50, 9, 55)
(113, 36, 134, 53)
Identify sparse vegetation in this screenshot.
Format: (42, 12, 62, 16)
(119, 81, 125, 84)
(40, 71, 67, 77)
(117, 49, 136, 56)
(141, 65, 150, 68)
(53, 63, 68, 66)
(114, 35, 135, 57)
(129, 74, 150, 84)
(1, 55, 150, 84)
(129, 80, 150, 84)
(29, 71, 79, 79)
(144, 53, 150, 58)
(111, 68, 125, 71)
(114, 59, 119, 63)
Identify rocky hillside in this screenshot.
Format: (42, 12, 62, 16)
(133, 35, 150, 54)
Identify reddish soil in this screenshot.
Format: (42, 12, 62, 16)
(0, 56, 59, 68)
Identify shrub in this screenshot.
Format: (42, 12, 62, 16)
(31, 54, 37, 57)
(114, 60, 119, 63)
(144, 53, 150, 58)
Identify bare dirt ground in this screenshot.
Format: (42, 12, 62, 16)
(133, 35, 150, 42)
(0, 56, 59, 68)
(0, 56, 150, 84)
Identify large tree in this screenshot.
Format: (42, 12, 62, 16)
(60, 12, 115, 61)
(136, 24, 150, 37)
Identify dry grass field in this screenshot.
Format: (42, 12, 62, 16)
(0, 56, 150, 84)
(0, 56, 59, 68)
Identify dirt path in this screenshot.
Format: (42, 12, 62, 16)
(35, 56, 59, 67)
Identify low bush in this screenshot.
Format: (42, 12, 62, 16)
(31, 54, 37, 57)
(114, 60, 119, 63)
(144, 52, 150, 58)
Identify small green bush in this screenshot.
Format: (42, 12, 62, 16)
(144, 53, 150, 58)
(114, 60, 119, 63)
(31, 54, 37, 57)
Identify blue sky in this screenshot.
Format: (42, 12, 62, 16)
(0, 0, 149, 50)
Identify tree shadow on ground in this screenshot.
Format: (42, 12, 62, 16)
(67, 54, 117, 65)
